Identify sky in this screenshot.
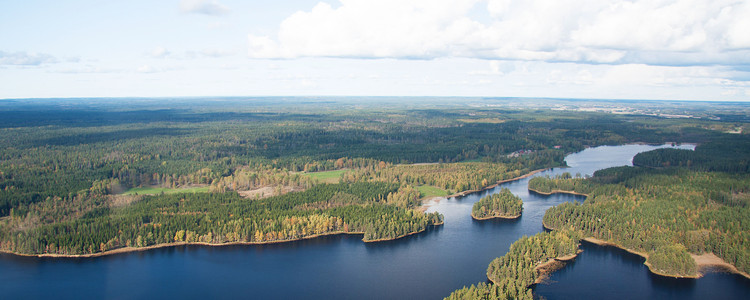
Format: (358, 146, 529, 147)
(1, 0, 749, 101)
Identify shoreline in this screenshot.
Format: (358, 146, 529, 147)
(543, 221, 750, 280)
(448, 168, 549, 198)
(690, 253, 750, 280)
(579, 237, 703, 279)
(0, 223, 444, 259)
(471, 212, 521, 221)
(527, 187, 588, 197)
(364, 221, 444, 243)
(533, 250, 582, 284)
(415, 168, 549, 211)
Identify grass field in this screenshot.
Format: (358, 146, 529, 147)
(302, 169, 346, 184)
(416, 185, 449, 198)
(122, 186, 209, 195)
(459, 158, 482, 163)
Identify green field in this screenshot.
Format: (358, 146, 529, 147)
(416, 185, 449, 198)
(122, 186, 209, 195)
(303, 170, 346, 183)
(459, 158, 482, 163)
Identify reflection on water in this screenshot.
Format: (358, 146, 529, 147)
(3, 144, 748, 299)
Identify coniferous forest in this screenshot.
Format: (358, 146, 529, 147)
(471, 188, 523, 219)
(538, 138, 750, 277)
(0, 98, 749, 299)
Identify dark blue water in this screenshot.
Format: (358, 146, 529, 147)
(1, 144, 748, 299)
(533, 241, 750, 300)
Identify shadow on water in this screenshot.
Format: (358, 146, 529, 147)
(471, 215, 522, 226)
(364, 225, 445, 252)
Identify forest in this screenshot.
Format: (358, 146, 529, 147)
(0, 98, 746, 275)
(471, 188, 523, 220)
(538, 137, 750, 277)
(444, 135, 750, 299)
(2, 182, 443, 255)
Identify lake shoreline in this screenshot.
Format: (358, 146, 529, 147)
(471, 213, 521, 221)
(542, 221, 750, 280)
(527, 188, 588, 197)
(534, 250, 583, 284)
(0, 223, 444, 259)
(419, 168, 551, 211)
(449, 168, 550, 198)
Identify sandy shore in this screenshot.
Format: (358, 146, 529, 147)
(691, 252, 750, 280)
(534, 250, 583, 284)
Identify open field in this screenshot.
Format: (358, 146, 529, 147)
(416, 185, 449, 198)
(303, 170, 346, 183)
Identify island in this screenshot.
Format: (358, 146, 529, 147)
(471, 188, 523, 220)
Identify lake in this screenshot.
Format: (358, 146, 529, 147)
(1, 144, 748, 299)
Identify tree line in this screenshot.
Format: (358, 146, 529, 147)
(0, 182, 443, 255)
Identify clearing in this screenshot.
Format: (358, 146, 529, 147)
(302, 169, 346, 184)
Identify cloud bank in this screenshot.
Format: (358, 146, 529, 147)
(181, 0, 230, 16)
(248, 0, 750, 67)
(0, 51, 57, 66)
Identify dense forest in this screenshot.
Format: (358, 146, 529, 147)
(342, 162, 533, 195)
(528, 172, 594, 195)
(538, 137, 750, 277)
(1, 182, 443, 255)
(471, 188, 523, 219)
(0, 99, 727, 219)
(632, 136, 750, 173)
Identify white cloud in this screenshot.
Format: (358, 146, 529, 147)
(199, 48, 236, 58)
(55, 65, 123, 74)
(184, 48, 238, 59)
(137, 65, 157, 73)
(0, 50, 57, 66)
(181, 0, 230, 16)
(248, 0, 750, 67)
(150, 47, 170, 58)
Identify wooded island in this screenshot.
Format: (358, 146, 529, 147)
(471, 188, 523, 220)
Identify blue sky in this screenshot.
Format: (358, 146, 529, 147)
(1, 0, 749, 100)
